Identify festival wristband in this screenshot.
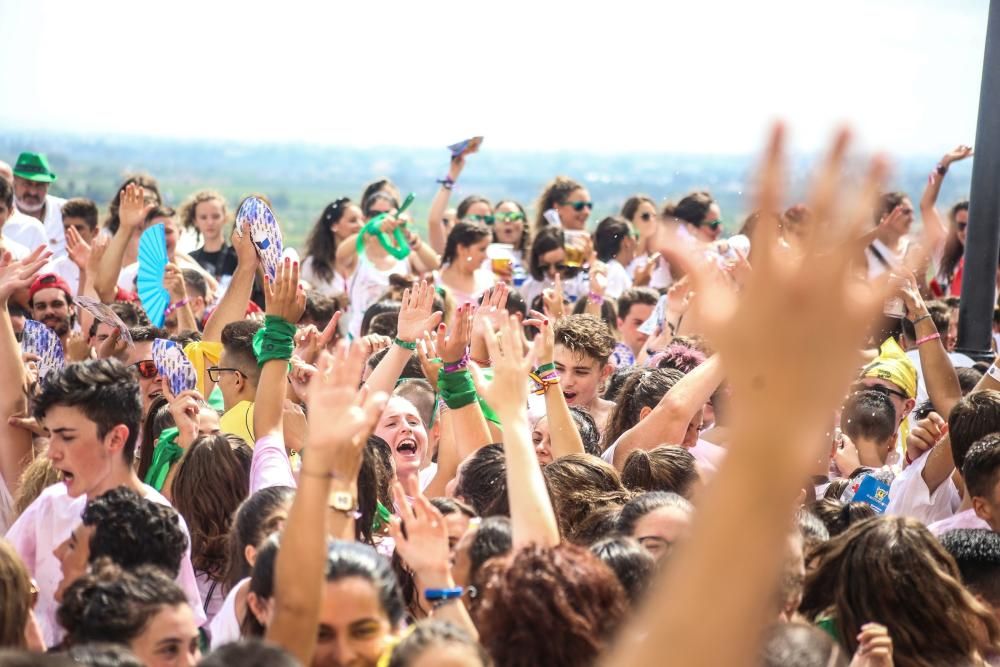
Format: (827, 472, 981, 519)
(915, 332, 941, 346)
(910, 314, 932, 326)
(424, 587, 463, 601)
(443, 354, 469, 373)
(164, 298, 190, 317)
(534, 361, 556, 374)
(437, 177, 455, 190)
(438, 368, 477, 409)
(394, 338, 417, 350)
(252, 315, 297, 365)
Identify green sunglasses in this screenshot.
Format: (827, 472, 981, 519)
(494, 211, 526, 223)
(564, 201, 593, 212)
(466, 214, 495, 225)
(698, 219, 722, 230)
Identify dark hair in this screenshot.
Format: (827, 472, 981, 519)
(242, 536, 279, 638)
(0, 176, 12, 208)
(456, 195, 492, 221)
(589, 535, 655, 604)
(602, 368, 684, 451)
(58, 560, 188, 648)
(527, 227, 565, 281)
(533, 176, 585, 233)
(807, 498, 876, 537)
(617, 491, 692, 536)
(840, 389, 896, 445)
(554, 314, 616, 365)
(673, 191, 715, 226)
(873, 191, 910, 226)
(304, 197, 353, 283)
(303, 291, 339, 330)
(104, 175, 162, 235)
(456, 444, 509, 517)
(493, 199, 529, 254)
(593, 216, 632, 263)
(466, 516, 512, 588)
(603, 365, 643, 402)
(62, 198, 100, 230)
(64, 642, 145, 667)
(963, 433, 1000, 500)
(478, 543, 626, 667)
(360, 300, 401, 338)
(221, 320, 263, 385)
(82, 487, 187, 578)
(33, 359, 142, 463)
(136, 397, 171, 482)
(759, 623, 848, 667)
(939, 528, 1000, 609)
(442, 221, 491, 266)
(88, 302, 145, 338)
(171, 434, 250, 580)
(503, 288, 527, 320)
(796, 507, 831, 558)
(387, 619, 491, 667)
(571, 296, 618, 332)
(801, 516, 1000, 664)
(957, 366, 985, 395)
(366, 346, 424, 380)
(567, 406, 602, 457)
(616, 287, 658, 320)
(543, 454, 630, 543)
(430, 496, 476, 519)
(360, 179, 401, 218)
(395, 379, 437, 430)
(127, 324, 167, 344)
(223, 486, 295, 592)
(621, 445, 698, 497)
(621, 195, 656, 223)
(196, 639, 299, 667)
(179, 268, 207, 300)
(949, 390, 1000, 472)
(939, 200, 970, 285)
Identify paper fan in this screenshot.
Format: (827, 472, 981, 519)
(235, 197, 283, 281)
(21, 319, 64, 383)
(74, 296, 134, 348)
(447, 136, 484, 157)
(152, 338, 197, 396)
(137, 224, 170, 327)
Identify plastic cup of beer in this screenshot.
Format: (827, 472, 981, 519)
(487, 243, 515, 275)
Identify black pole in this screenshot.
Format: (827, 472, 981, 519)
(956, 0, 1000, 361)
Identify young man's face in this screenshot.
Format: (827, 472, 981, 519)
(554, 344, 610, 408)
(89, 322, 116, 352)
(973, 479, 1000, 533)
(63, 216, 96, 244)
(618, 302, 655, 356)
(125, 340, 162, 414)
(44, 404, 124, 498)
(53, 522, 94, 601)
(31, 287, 72, 337)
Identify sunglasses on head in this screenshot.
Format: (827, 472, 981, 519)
(564, 201, 593, 212)
(466, 214, 495, 225)
(494, 211, 526, 223)
(132, 359, 158, 379)
(852, 382, 909, 402)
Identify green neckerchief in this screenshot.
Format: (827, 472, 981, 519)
(372, 501, 393, 533)
(355, 193, 416, 260)
(208, 385, 225, 412)
(252, 315, 296, 366)
(144, 427, 184, 491)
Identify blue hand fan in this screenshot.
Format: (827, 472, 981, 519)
(137, 224, 170, 327)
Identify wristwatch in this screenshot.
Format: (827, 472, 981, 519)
(329, 490, 361, 519)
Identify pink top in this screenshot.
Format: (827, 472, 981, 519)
(4, 481, 206, 647)
(927, 508, 989, 536)
(250, 433, 296, 494)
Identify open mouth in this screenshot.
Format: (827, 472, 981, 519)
(396, 438, 418, 456)
(562, 391, 578, 403)
(60, 469, 74, 485)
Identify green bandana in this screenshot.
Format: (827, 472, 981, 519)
(252, 315, 297, 366)
(355, 193, 416, 260)
(144, 427, 184, 491)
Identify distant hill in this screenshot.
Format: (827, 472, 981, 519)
(0, 132, 974, 250)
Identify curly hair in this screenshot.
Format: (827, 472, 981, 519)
(554, 314, 616, 366)
(82, 487, 187, 578)
(178, 190, 229, 236)
(171, 434, 250, 580)
(601, 367, 684, 451)
(532, 176, 585, 234)
(0, 539, 33, 648)
(477, 543, 627, 667)
(621, 445, 699, 497)
(456, 444, 509, 517)
(387, 619, 491, 667)
(542, 454, 631, 544)
(800, 516, 1000, 665)
(58, 559, 188, 648)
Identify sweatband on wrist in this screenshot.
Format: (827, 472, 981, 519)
(438, 368, 477, 410)
(394, 337, 417, 350)
(252, 315, 297, 366)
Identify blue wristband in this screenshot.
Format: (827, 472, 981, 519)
(423, 587, 464, 601)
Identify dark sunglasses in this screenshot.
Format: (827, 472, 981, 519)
(537, 262, 580, 278)
(208, 366, 244, 383)
(957, 222, 968, 232)
(132, 359, 158, 379)
(851, 382, 909, 402)
(699, 219, 722, 230)
(564, 201, 593, 212)
(466, 214, 495, 225)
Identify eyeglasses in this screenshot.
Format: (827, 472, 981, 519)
(639, 212, 655, 222)
(131, 359, 158, 379)
(494, 211, 526, 223)
(957, 222, 968, 232)
(207, 366, 243, 383)
(465, 214, 495, 225)
(564, 201, 593, 212)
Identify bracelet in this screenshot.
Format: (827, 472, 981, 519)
(588, 291, 604, 305)
(164, 298, 190, 317)
(530, 370, 560, 395)
(469, 356, 491, 367)
(535, 361, 556, 374)
(915, 332, 941, 346)
(443, 354, 469, 373)
(394, 338, 417, 350)
(424, 587, 463, 602)
(936, 163, 948, 176)
(436, 177, 455, 191)
(911, 314, 932, 326)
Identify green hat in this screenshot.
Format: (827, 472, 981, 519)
(13, 152, 57, 183)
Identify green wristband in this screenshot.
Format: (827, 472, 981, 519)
(253, 315, 297, 366)
(535, 361, 556, 374)
(394, 338, 417, 350)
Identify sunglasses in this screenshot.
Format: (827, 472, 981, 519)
(698, 220, 722, 231)
(466, 214, 496, 225)
(957, 222, 968, 232)
(132, 359, 158, 379)
(208, 366, 244, 383)
(494, 211, 526, 223)
(564, 201, 593, 212)
(852, 383, 909, 402)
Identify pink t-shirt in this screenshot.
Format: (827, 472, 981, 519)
(250, 433, 296, 494)
(928, 508, 989, 536)
(4, 481, 207, 648)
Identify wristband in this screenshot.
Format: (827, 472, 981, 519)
(530, 370, 561, 395)
(424, 587, 463, 601)
(443, 354, 469, 373)
(915, 332, 941, 346)
(469, 356, 491, 368)
(437, 177, 455, 191)
(438, 368, 477, 409)
(910, 314, 932, 326)
(252, 315, 297, 365)
(394, 338, 417, 350)
(164, 298, 190, 317)
(535, 361, 556, 374)
(588, 291, 604, 305)
(936, 163, 948, 176)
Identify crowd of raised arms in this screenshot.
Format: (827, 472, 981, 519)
(0, 128, 998, 667)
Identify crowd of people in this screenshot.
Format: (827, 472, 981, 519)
(0, 128, 998, 667)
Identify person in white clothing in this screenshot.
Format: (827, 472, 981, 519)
(301, 198, 364, 297)
(593, 215, 637, 300)
(4, 359, 205, 647)
(865, 191, 914, 280)
(11, 152, 67, 258)
(960, 434, 1000, 533)
(0, 178, 33, 260)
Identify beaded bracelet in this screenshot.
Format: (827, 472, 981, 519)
(394, 338, 417, 351)
(164, 298, 190, 317)
(443, 354, 469, 373)
(588, 292, 604, 305)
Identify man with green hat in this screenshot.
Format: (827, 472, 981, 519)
(10, 152, 66, 259)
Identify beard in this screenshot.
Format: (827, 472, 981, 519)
(43, 316, 70, 337)
(15, 194, 44, 213)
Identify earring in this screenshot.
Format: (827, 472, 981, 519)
(465, 256, 473, 263)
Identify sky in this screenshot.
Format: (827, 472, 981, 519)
(0, 0, 989, 155)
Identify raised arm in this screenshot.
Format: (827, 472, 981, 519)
(95, 183, 151, 303)
(612, 354, 725, 468)
(203, 221, 260, 343)
(535, 314, 585, 460)
(163, 264, 198, 333)
(920, 145, 973, 253)
(266, 342, 387, 665)
(364, 280, 442, 397)
(427, 154, 468, 254)
(436, 304, 491, 461)
(471, 315, 560, 548)
(0, 247, 50, 497)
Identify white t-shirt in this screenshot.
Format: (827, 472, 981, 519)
(905, 348, 975, 405)
(347, 253, 411, 337)
(208, 578, 249, 650)
(885, 449, 960, 525)
(301, 256, 347, 298)
(41, 195, 68, 259)
(865, 238, 908, 280)
(604, 259, 632, 300)
(927, 508, 989, 536)
(4, 481, 207, 647)
(4, 211, 47, 252)
(49, 256, 81, 296)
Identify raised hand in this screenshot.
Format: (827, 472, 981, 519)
(64, 331, 91, 363)
(542, 273, 566, 320)
(87, 235, 108, 274)
(163, 381, 205, 449)
(416, 332, 444, 391)
(849, 623, 894, 667)
(164, 263, 188, 302)
(265, 258, 305, 323)
(396, 280, 443, 344)
(97, 328, 128, 361)
(293, 312, 342, 366)
(119, 183, 155, 232)
(0, 247, 51, 304)
(65, 226, 92, 270)
(469, 314, 533, 417)
(232, 221, 260, 271)
(436, 303, 473, 364)
(387, 478, 451, 580)
(305, 342, 388, 479)
(941, 144, 973, 167)
(288, 356, 318, 403)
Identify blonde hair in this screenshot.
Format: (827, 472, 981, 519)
(15, 455, 60, 516)
(0, 540, 33, 648)
(179, 190, 230, 237)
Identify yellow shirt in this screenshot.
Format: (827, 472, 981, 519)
(220, 400, 255, 447)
